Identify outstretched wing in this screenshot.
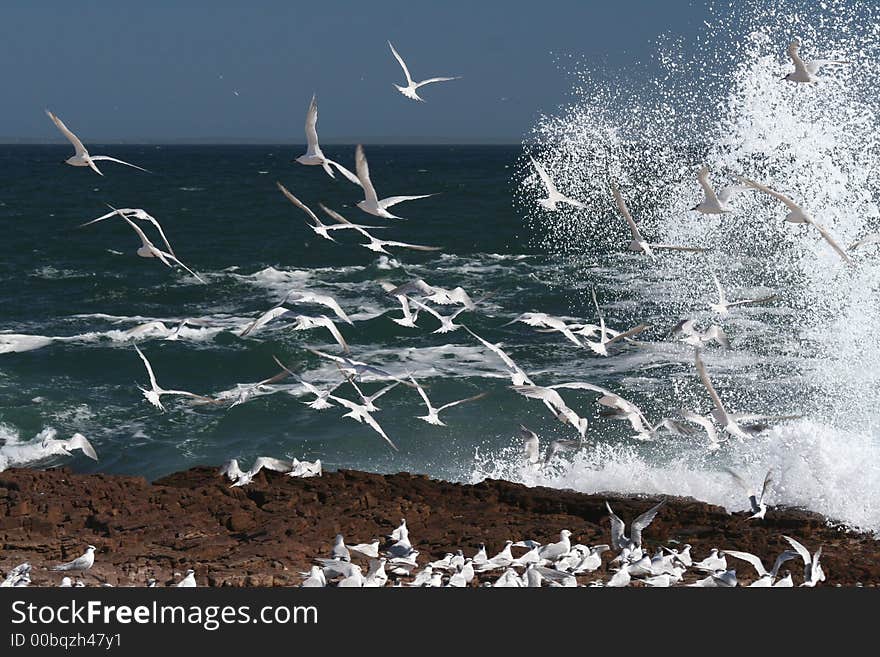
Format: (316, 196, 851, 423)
(46, 109, 88, 156)
(388, 41, 414, 85)
(66, 433, 98, 461)
(723, 550, 767, 577)
(355, 144, 379, 205)
(90, 155, 150, 173)
(605, 501, 626, 549)
(305, 94, 320, 150)
(630, 498, 666, 547)
(611, 184, 643, 242)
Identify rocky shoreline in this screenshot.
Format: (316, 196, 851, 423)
(0, 466, 877, 587)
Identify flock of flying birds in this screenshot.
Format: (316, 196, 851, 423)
(2, 38, 854, 587)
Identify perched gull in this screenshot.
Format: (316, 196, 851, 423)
(349, 541, 381, 559)
(409, 376, 486, 426)
(708, 270, 776, 316)
(352, 145, 434, 219)
(294, 94, 359, 182)
(45, 109, 149, 175)
(784, 39, 848, 84)
(301, 566, 327, 588)
(176, 569, 197, 587)
(288, 458, 322, 478)
(537, 530, 572, 563)
(726, 468, 774, 519)
(694, 349, 751, 440)
(724, 549, 797, 587)
(606, 499, 666, 551)
(218, 457, 294, 487)
(530, 156, 584, 211)
(737, 175, 853, 264)
(670, 319, 730, 348)
(115, 210, 206, 283)
(783, 536, 826, 587)
(320, 204, 441, 254)
(689, 569, 737, 587)
(81, 206, 176, 256)
(330, 534, 351, 562)
(363, 559, 388, 588)
(692, 165, 746, 215)
(612, 184, 705, 255)
(134, 344, 212, 411)
(388, 519, 408, 543)
(693, 548, 727, 573)
(50, 545, 96, 573)
(388, 41, 460, 102)
(276, 183, 384, 242)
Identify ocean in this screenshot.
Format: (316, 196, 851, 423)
(4, 0, 880, 535)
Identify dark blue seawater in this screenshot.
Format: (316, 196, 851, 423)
(1, 145, 598, 481)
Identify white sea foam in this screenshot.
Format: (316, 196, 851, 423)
(496, 0, 880, 532)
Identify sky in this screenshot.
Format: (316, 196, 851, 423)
(0, 0, 713, 143)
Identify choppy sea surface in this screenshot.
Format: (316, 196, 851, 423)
(3, 0, 880, 533)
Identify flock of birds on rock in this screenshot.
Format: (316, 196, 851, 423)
(298, 504, 829, 588)
(1, 38, 857, 587)
(0, 502, 828, 588)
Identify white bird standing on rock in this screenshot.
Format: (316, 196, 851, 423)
(46, 109, 149, 175)
(531, 156, 584, 211)
(50, 545, 96, 573)
(388, 41, 460, 102)
(784, 39, 848, 84)
(176, 569, 197, 587)
(693, 548, 727, 572)
(537, 529, 572, 562)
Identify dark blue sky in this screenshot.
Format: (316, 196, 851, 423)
(1, 1, 711, 143)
